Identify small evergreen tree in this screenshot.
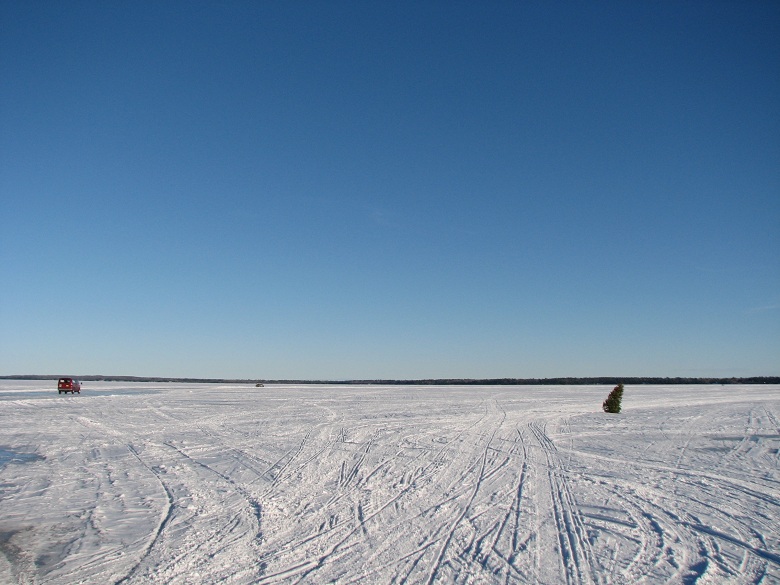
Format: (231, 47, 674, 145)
(603, 383, 624, 413)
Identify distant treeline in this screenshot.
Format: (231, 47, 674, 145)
(335, 377, 780, 385)
(2, 375, 779, 385)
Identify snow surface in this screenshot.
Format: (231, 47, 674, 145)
(0, 380, 778, 584)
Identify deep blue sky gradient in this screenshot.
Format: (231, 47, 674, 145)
(2, 2, 778, 378)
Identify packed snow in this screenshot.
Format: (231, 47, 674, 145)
(0, 380, 778, 584)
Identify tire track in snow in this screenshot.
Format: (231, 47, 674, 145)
(266, 430, 312, 487)
(72, 411, 267, 584)
(186, 422, 276, 488)
(529, 420, 599, 585)
(680, 487, 777, 581)
(558, 407, 780, 584)
(583, 454, 778, 583)
(423, 399, 506, 585)
(492, 427, 534, 585)
(162, 440, 263, 532)
(113, 444, 174, 585)
(123, 440, 264, 584)
(338, 431, 377, 489)
(68, 415, 178, 585)
(599, 480, 684, 584)
(256, 453, 447, 585)
(255, 399, 509, 584)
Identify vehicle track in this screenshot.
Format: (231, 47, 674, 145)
(254, 398, 514, 584)
(114, 444, 175, 585)
(491, 427, 534, 585)
(529, 420, 599, 585)
(558, 406, 780, 585)
(119, 441, 265, 584)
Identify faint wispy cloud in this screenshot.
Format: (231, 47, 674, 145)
(695, 265, 729, 274)
(745, 303, 780, 314)
(370, 208, 397, 229)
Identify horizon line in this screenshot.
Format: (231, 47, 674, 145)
(2, 374, 779, 385)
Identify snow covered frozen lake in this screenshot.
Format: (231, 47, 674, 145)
(1, 380, 778, 584)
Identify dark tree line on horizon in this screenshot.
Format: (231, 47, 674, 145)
(2, 375, 779, 385)
(340, 376, 780, 386)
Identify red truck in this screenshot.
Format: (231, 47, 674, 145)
(57, 378, 81, 394)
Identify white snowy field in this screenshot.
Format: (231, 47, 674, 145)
(0, 381, 778, 585)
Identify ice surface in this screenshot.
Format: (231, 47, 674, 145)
(0, 380, 778, 584)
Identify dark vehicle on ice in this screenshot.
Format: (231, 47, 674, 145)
(57, 378, 81, 394)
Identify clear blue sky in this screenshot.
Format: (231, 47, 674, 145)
(2, 1, 778, 379)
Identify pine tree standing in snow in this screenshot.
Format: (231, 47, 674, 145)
(603, 383, 624, 413)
